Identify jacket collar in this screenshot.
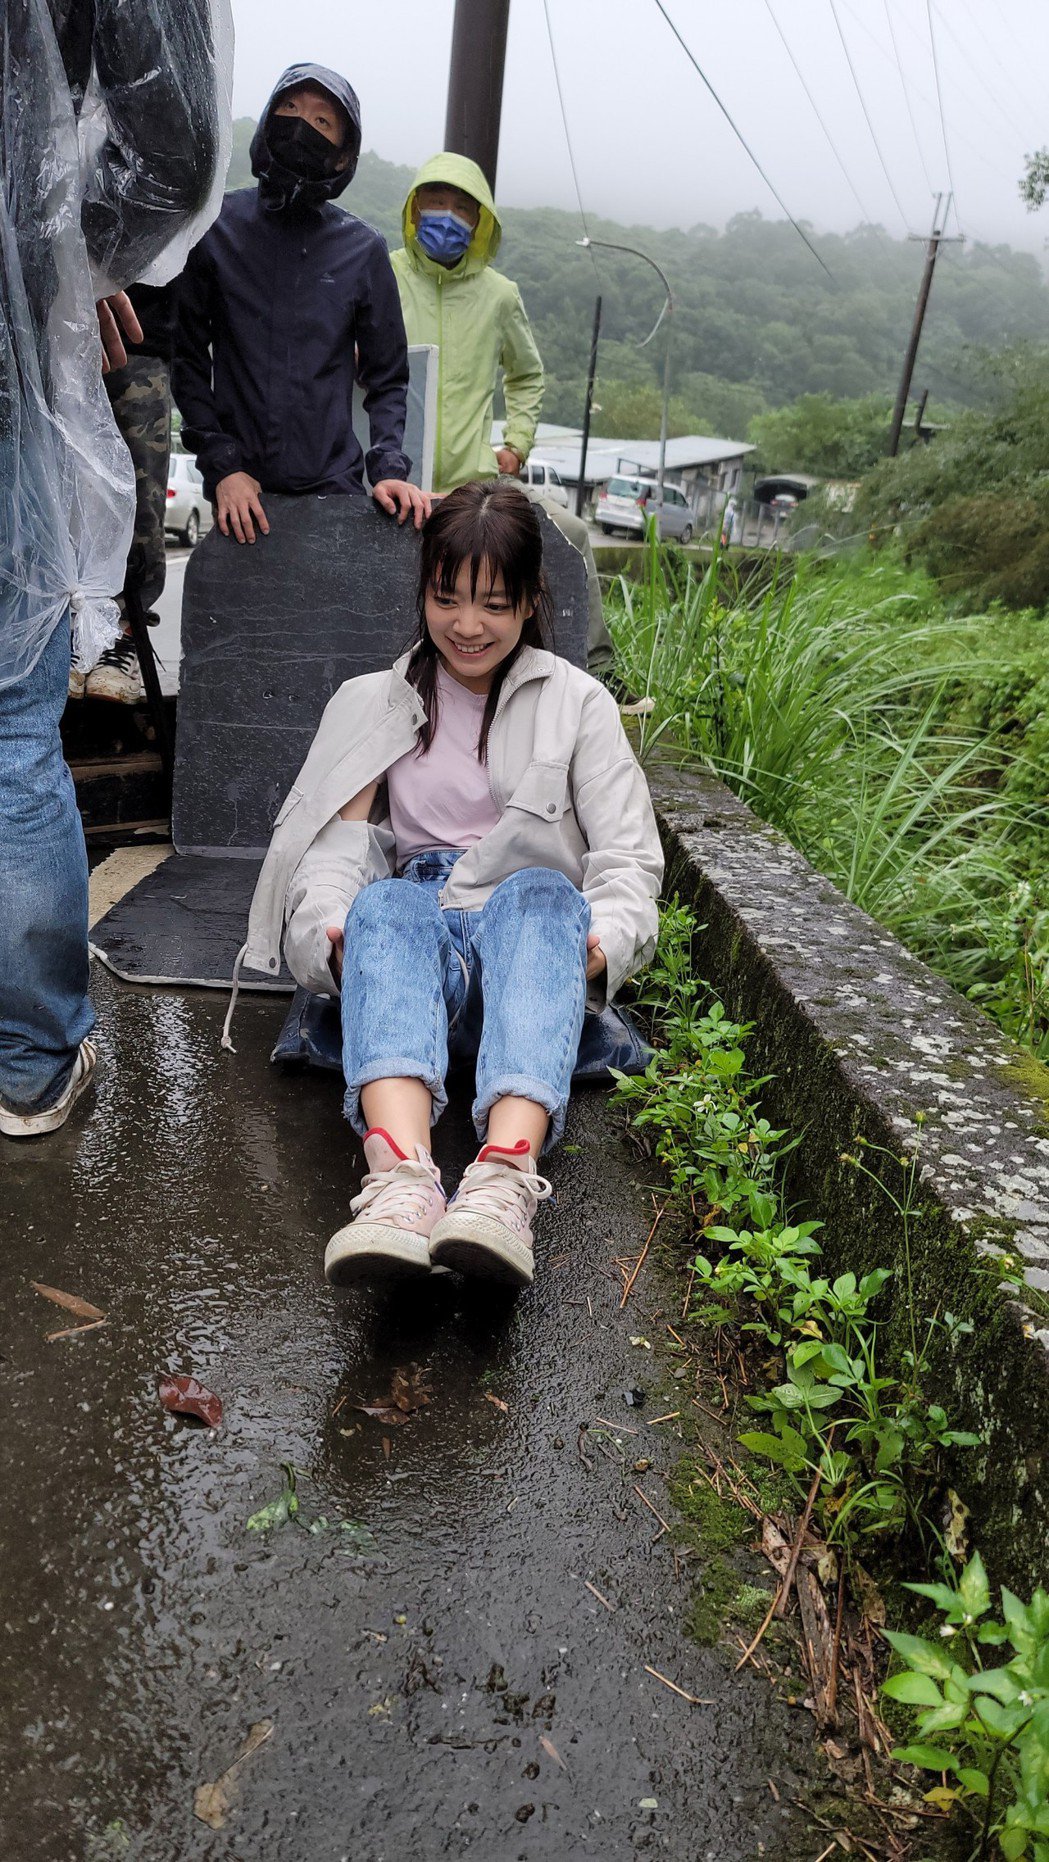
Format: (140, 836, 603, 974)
(390, 644, 554, 721)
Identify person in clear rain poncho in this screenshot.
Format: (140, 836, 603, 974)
(0, 0, 232, 1138)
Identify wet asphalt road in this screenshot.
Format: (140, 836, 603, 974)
(1, 966, 824, 1861)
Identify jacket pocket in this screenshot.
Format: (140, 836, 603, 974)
(507, 762, 570, 822)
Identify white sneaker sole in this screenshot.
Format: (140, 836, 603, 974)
(429, 1212, 534, 1288)
(85, 669, 145, 704)
(324, 1221, 434, 1287)
(0, 1040, 97, 1138)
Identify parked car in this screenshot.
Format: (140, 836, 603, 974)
(520, 457, 569, 508)
(165, 452, 213, 547)
(595, 476, 694, 542)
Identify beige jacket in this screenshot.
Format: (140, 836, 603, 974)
(240, 647, 663, 1011)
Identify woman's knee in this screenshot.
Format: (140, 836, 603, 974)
(488, 867, 587, 923)
(345, 876, 432, 938)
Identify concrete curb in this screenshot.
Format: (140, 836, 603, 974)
(650, 760, 1049, 1589)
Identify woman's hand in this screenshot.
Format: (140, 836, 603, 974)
(326, 925, 344, 982)
(586, 932, 607, 982)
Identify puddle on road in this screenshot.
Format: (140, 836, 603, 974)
(0, 971, 822, 1860)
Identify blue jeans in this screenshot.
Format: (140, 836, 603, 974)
(340, 853, 590, 1152)
(0, 619, 93, 1110)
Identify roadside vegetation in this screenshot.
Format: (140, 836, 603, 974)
(616, 904, 1049, 1859)
(608, 540, 1049, 1060)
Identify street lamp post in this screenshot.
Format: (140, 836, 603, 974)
(576, 236, 674, 499)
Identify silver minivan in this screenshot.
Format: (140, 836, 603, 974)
(596, 475, 695, 542)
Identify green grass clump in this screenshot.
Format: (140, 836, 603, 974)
(608, 538, 1049, 1058)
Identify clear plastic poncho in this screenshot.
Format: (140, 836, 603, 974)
(0, 0, 233, 691)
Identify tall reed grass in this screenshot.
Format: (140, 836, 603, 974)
(607, 538, 1048, 1056)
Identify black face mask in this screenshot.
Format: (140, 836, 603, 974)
(266, 114, 342, 182)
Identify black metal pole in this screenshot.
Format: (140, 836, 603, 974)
(444, 0, 510, 192)
(575, 294, 601, 519)
(123, 578, 174, 801)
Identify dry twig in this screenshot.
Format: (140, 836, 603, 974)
(619, 1201, 666, 1308)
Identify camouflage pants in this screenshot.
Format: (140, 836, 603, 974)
(104, 355, 171, 614)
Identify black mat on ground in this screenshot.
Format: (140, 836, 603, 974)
(173, 492, 589, 855)
(90, 854, 291, 989)
(271, 987, 653, 1084)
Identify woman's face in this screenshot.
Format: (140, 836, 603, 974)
(424, 560, 531, 694)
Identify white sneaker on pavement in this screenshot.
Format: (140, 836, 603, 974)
(429, 1141, 552, 1287)
(325, 1128, 447, 1286)
(0, 1039, 97, 1138)
(86, 636, 145, 704)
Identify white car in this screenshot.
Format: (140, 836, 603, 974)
(165, 452, 213, 547)
(595, 475, 694, 542)
(520, 457, 570, 508)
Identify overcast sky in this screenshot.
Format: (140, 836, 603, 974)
(229, 0, 1049, 256)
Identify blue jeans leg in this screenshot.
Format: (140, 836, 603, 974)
(0, 619, 93, 1111)
(340, 877, 466, 1135)
(469, 868, 590, 1151)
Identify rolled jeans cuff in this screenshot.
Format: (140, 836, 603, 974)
(343, 1056, 448, 1136)
(472, 1072, 568, 1154)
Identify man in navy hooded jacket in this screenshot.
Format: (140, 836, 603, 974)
(173, 64, 426, 543)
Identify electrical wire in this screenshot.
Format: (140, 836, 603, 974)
(827, 0, 912, 233)
(650, 0, 831, 276)
(763, 0, 882, 232)
(925, 0, 959, 218)
(952, 0, 1046, 141)
(840, 0, 1027, 192)
(541, 0, 599, 276)
(881, 0, 935, 197)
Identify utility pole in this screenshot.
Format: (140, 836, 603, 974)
(575, 295, 602, 519)
(888, 194, 961, 457)
(444, 0, 510, 192)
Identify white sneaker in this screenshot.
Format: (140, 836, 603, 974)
(325, 1128, 447, 1286)
(0, 1039, 97, 1138)
(68, 666, 86, 699)
(86, 637, 145, 704)
(429, 1141, 552, 1287)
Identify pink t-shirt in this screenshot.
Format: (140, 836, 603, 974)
(386, 665, 500, 866)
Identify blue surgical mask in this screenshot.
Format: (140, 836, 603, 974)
(416, 210, 474, 265)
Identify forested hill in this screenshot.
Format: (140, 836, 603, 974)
(227, 123, 1049, 437)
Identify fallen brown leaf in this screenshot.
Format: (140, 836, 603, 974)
(193, 1719, 273, 1829)
(357, 1364, 432, 1426)
(159, 1374, 223, 1428)
(539, 1734, 566, 1771)
(484, 1392, 509, 1414)
(32, 1282, 104, 1322)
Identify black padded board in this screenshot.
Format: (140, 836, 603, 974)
(173, 491, 589, 856)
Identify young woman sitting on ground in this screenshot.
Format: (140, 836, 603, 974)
(244, 480, 664, 1288)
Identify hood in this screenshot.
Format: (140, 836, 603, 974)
(250, 64, 362, 212)
(401, 152, 501, 276)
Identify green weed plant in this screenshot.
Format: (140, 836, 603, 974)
(882, 1553, 1049, 1859)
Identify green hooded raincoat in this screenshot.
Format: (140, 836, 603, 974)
(390, 153, 544, 494)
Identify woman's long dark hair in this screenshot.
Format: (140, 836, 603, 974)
(408, 480, 552, 761)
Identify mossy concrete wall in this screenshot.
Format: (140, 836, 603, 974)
(650, 760, 1049, 1592)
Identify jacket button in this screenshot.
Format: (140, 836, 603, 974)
(546, 802, 557, 815)
(269, 958, 277, 969)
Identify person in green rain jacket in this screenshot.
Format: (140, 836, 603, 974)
(390, 152, 543, 492)
(391, 152, 616, 675)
